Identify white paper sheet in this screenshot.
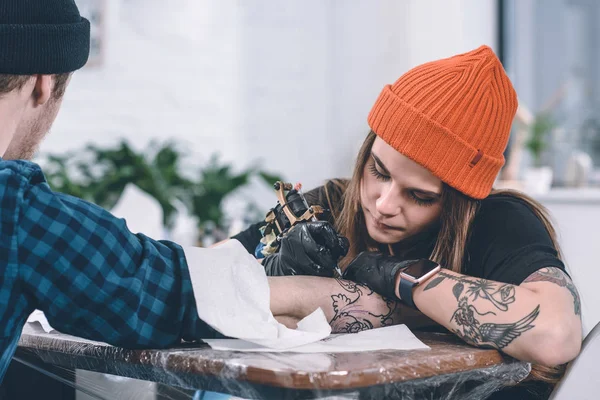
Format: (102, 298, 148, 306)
(184, 240, 333, 349)
(203, 324, 429, 353)
(26, 309, 56, 333)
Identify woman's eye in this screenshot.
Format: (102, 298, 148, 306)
(368, 162, 390, 182)
(410, 193, 436, 207)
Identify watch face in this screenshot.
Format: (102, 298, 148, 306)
(402, 259, 439, 279)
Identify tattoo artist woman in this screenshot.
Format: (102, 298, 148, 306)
(233, 46, 582, 389)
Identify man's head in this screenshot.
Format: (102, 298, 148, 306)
(0, 0, 90, 160)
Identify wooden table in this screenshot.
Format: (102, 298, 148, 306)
(15, 326, 530, 399)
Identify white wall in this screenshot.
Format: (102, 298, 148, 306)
(50, 0, 242, 162)
(405, 0, 498, 67)
(47, 0, 498, 215)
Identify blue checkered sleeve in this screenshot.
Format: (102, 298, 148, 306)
(0, 160, 215, 381)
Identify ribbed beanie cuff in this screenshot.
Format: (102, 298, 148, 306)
(368, 85, 504, 200)
(0, 0, 91, 74)
(0, 18, 90, 74)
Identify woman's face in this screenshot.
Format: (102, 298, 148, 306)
(360, 137, 443, 244)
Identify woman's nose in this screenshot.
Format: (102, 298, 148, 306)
(375, 185, 402, 217)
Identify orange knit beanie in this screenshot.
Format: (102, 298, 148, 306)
(367, 45, 517, 199)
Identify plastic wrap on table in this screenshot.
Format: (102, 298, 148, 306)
(12, 323, 532, 400)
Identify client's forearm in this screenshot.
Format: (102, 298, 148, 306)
(269, 276, 404, 333)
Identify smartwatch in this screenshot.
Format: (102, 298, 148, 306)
(398, 259, 441, 310)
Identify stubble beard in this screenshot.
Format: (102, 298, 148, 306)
(3, 99, 59, 160)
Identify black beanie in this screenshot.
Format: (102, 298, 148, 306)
(0, 0, 91, 74)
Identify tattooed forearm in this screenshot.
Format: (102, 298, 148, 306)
(451, 296, 540, 349)
(523, 267, 581, 316)
(413, 268, 580, 361)
(424, 271, 517, 312)
(329, 279, 399, 333)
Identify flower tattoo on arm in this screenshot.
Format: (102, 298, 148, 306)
(424, 271, 516, 312)
(329, 279, 400, 333)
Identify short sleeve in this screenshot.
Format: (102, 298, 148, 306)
(465, 195, 565, 285)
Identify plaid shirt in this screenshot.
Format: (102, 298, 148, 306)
(0, 160, 215, 382)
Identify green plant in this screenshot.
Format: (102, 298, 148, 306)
(525, 112, 556, 167)
(42, 140, 282, 236)
(44, 140, 193, 228)
(189, 155, 281, 231)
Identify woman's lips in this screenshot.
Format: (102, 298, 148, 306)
(366, 209, 404, 231)
(374, 219, 404, 231)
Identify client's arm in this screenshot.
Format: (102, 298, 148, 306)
(269, 276, 433, 333)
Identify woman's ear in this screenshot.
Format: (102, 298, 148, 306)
(32, 74, 53, 106)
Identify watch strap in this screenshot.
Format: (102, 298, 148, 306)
(399, 275, 418, 310)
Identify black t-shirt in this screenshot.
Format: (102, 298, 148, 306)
(232, 186, 565, 284)
(233, 186, 562, 399)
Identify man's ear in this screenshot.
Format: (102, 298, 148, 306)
(32, 75, 53, 106)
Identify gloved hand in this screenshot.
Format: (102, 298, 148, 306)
(342, 251, 419, 300)
(262, 221, 349, 277)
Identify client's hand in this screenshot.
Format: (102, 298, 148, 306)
(342, 252, 417, 300)
(262, 221, 349, 277)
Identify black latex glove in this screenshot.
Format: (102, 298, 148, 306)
(262, 221, 349, 277)
(342, 252, 418, 300)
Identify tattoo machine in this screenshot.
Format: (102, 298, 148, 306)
(256, 181, 324, 255)
(256, 181, 344, 277)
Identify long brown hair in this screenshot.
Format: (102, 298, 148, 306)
(318, 131, 566, 385)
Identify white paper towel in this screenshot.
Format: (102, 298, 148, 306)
(203, 324, 429, 353)
(184, 240, 332, 349)
(26, 310, 56, 333)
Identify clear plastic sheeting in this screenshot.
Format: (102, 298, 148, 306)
(9, 324, 532, 400)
